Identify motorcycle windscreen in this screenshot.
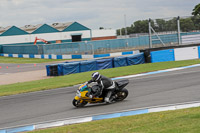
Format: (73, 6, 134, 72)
(79, 84, 90, 92)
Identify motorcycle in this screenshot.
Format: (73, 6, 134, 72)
(72, 79, 129, 107)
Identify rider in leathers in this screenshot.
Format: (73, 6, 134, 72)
(86, 72, 116, 103)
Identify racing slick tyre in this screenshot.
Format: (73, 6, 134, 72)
(72, 99, 88, 107)
(115, 88, 128, 101)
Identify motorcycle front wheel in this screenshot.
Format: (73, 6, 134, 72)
(115, 88, 128, 101)
(72, 99, 88, 107)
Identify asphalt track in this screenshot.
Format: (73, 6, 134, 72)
(1, 66, 200, 129)
(0, 63, 49, 75)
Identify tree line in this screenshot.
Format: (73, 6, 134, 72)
(117, 3, 200, 35)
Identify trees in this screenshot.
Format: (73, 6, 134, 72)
(117, 17, 200, 35)
(192, 3, 200, 16)
(117, 4, 200, 35)
(180, 18, 195, 32)
(117, 20, 149, 35)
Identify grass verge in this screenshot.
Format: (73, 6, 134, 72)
(0, 59, 200, 96)
(0, 56, 65, 63)
(29, 107, 200, 133)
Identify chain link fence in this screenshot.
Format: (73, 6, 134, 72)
(148, 16, 200, 48)
(2, 16, 200, 55)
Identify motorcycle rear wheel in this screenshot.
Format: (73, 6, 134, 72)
(115, 88, 128, 101)
(72, 99, 88, 107)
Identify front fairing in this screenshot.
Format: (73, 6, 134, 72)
(74, 84, 104, 103)
(75, 90, 90, 99)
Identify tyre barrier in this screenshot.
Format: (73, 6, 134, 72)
(46, 53, 145, 76)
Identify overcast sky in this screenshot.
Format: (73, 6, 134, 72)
(0, 0, 199, 30)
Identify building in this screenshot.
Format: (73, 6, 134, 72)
(0, 22, 116, 45)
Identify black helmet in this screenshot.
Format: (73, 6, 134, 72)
(91, 72, 101, 81)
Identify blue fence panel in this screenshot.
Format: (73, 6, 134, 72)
(127, 37, 139, 47)
(151, 49, 175, 63)
(2, 32, 200, 55)
(139, 36, 149, 46)
(2, 45, 38, 54)
(198, 46, 200, 59)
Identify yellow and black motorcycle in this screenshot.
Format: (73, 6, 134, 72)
(72, 79, 129, 107)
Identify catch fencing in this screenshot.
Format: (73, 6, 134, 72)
(1, 16, 200, 55)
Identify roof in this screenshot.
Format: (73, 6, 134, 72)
(20, 24, 43, 33)
(62, 22, 90, 32)
(31, 24, 59, 34)
(51, 22, 73, 31)
(0, 22, 91, 35)
(0, 26, 12, 34)
(0, 26, 29, 36)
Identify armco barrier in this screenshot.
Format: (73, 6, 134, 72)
(46, 53, 145, 76)
(150, 49, 175, 63)
(141, 44, 200, 63)
(0, 50, 140, 59)
(198, 46, 200, 59)
(174, 46, 199, 61)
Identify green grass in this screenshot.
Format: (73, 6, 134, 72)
(0, 56, 65, 63)
(29, 107, 200, 133)
(1, 59, 200, 96)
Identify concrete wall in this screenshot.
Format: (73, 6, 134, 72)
(91, 29, 116, 37)
(150, 45, 200, 63)
(0, 29, 118, 45)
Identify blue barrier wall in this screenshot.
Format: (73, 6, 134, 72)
(150, 49, 175, 63)
(46, 53, 145, 76)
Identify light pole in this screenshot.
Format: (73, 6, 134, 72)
(124, 14, 129, 48)
(124, 14, 128, 38)
(177, 16, 181, 45)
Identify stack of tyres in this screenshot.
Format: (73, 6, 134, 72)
(46, 64, 58, 76)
